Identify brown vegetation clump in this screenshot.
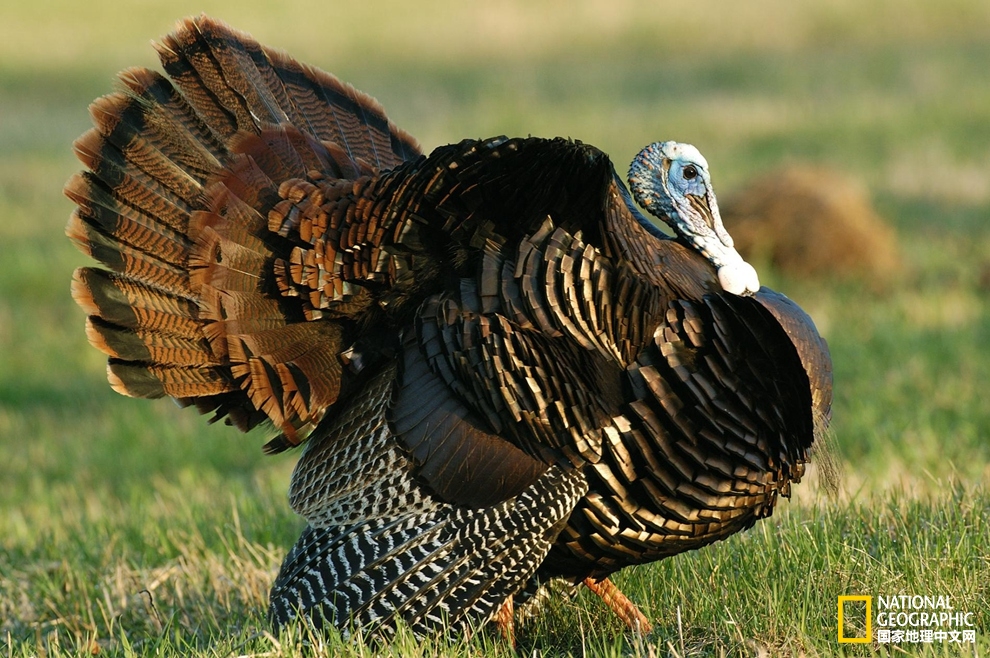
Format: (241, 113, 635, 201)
(722, 165, 900, 283)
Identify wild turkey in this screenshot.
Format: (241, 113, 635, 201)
(66, 16, 832, 640)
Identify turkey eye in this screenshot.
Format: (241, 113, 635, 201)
(682, 164, 698, 180)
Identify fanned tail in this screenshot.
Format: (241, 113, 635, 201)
(66, 16, 422, 440)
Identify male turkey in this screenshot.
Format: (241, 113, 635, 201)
(66, 16, 832, 640)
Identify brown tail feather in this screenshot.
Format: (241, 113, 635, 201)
(86, 317, 217, 367)
(107, 361, 236, 398)
(68, 15, 421, 441)
(67, 214, 192, 294)
(65, 172, 191, 267)
(87, 93, 210, 204)
(155, 15, 421, 169)
(71, 268, 201, 338)
(116, 67, 229, 167)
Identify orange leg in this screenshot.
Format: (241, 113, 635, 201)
(493, 596, 515, 647)
(583, 577, 653, 634)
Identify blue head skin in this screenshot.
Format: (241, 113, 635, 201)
(628, 141, 759, 295)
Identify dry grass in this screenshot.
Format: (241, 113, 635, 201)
(723, 166, 901, 284)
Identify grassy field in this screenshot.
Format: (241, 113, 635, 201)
(1, 1, 988, 655)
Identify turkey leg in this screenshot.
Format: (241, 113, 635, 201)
(493, 596, 515, 646)
(583, 577, 653, 634)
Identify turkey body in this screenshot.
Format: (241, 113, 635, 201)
(66, 16, 832, 639)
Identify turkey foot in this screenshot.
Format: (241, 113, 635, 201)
(493, 596, 515, 646)
(583, 577, 653, 634)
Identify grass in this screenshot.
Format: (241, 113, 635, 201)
(4, 485, 987, 656)
(1, 0, 989, 655)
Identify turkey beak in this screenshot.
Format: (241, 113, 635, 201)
(687, 188, 734, 250)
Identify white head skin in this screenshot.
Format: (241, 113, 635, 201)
(627, 141, 760, 296)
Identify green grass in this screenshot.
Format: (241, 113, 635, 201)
(2, 1, 989, 655)
(3, 486, 987, 656)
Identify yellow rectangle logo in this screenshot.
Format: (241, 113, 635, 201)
(838, 596, 872, 643)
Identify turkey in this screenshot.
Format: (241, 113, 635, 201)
(66, 16, 833, 641)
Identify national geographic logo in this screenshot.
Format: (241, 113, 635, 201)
(839, 595, 978, 645)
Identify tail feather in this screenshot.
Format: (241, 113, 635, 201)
(161, 23, 290, 131)
(189, 226, 267, 293)
(67, 214, 192, 294)
(86, 316, 216, 367)
(71, 128, 199, 234)
(155, 15, 420, 170)
(65, 173, 191, 268)
(68, 15, 422, 440)
(71, 268, 201, 338)
(116, 67, 229, 167)
(87, 93, 209, 204)
(107, 360, 236, 398)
